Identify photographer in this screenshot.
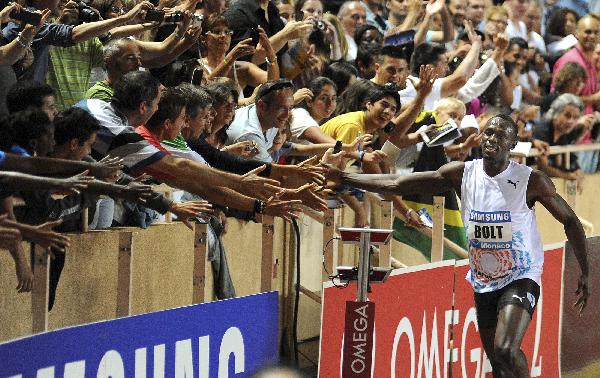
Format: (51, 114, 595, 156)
(1, 0, 153, 82)
(280, 0, 342, 87)
(201, 16, 279, 92)
(47, 0, 186, 109)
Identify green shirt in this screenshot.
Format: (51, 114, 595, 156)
(162, 134, 189, 150)
(85, 80, 114, 102)
(47, 38, 103, 110)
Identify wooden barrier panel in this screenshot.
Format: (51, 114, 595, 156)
(192, 223, 209, 304)
(31, 244, 50, 333)
(431, 196, 446, 262)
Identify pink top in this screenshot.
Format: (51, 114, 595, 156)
(552, 45, 597, 115)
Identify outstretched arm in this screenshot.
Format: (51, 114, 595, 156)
(331, 161, 464, 196)
(529, 170, 589, 313)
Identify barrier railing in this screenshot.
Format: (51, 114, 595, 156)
(2, 171, 597, 342)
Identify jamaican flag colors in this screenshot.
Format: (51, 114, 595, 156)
(392, 111, 468, 259)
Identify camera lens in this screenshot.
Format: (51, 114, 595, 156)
(313, 20, 325, 31)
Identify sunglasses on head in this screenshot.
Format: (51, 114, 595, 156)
(257, 80, 294, 101)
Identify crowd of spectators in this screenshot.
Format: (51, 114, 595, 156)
(0, 0, 599, 301)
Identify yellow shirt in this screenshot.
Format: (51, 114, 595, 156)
(320, 111, 366, 144)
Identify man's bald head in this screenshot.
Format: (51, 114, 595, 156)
(576, 15, 600, 52)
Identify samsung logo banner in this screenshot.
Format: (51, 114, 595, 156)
(0, 292, 278, 377)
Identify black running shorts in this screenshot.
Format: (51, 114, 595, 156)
(473, 278, 541, 329)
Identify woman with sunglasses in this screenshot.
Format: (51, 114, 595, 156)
(201, 14, 279, 101)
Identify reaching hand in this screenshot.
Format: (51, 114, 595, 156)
(0, 2, 19, 23)
(345, 134, 373, 152)
(278, 183, 328, 212)
(532, 139, 550, 156)
(122, 182, 155, 203)
(282, 20, 313, 40)
(320, 162, 345, 188)
(222, 141, 259, 157)
(239, 165, 282, 200)
(463, 19, 482, 45)
(229, 38, 256, 60)
(263, 197, 302, 221)
(412, 64, 437, 98)
(257, 26, 276, 60)
(426, 0, 445, 15)
(321, 147, 345, 168)
(170, 200, 213, 230)
(93, 156, 124, 180)
(29, 220, 71, 251)
(574, 273, 589, 315)
(123, 1, 154, 23)
(291, 156, 326, 185)
(493, 33, 509, 53)
(57, 171, 96, 194)
(362, 150, 388, 165)
(14, 252, 33, 293)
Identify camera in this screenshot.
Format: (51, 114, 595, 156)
(312, 19, 325, 31)
(163, 11, 183, 23)
(249, 27, 260, 45)
(77, 0, 100, 23)
(9, 8, 42, 25)
(144, 9, 164, 22)
(191, 13, 203, 28)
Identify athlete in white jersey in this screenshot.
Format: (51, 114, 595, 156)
(326, 114, 589, 377)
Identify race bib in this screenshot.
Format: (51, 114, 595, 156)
(467, 210, 513, 250)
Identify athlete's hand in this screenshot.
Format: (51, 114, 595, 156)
(574, 273, 589, 315)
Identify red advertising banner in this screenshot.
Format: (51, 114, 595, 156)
(320, 261, 455, 377)
(319, 248, 564, 377)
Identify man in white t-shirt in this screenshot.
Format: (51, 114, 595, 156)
(504, 0, 529, 39)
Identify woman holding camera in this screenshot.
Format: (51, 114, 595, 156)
(280, 0, 343, 87)
(200, 14, 279, 100)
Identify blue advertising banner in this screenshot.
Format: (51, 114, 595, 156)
(0, 292, 279, 377)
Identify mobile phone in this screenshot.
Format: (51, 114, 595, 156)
(383, 29, 415, 47)
(249, 27, 260, 46)
(10, 8, 42, 25)
(144, 9, 165, 22)
(333, 140, 342, 154)
(190, 67, 203, 85)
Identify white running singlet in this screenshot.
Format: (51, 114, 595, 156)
(461, 159, 544, 293)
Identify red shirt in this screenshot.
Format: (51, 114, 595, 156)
(135, 125, 175, 181)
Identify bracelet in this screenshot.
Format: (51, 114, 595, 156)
(406, 208, 415, 219)
(265, 56, 277, 65)
(15, 33, 32, 48)
(253, 199, 266, 214)
(358, 150, 366, 162)
(459, 142, 465, 153)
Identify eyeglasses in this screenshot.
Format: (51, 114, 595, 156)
(110, 6, 124, 13)
(206, 30, 233, 36)
(257, 80, 294, 101)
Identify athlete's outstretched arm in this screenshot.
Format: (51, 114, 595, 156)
(327, 161, 465, 196)
(529, 170, 589, 314)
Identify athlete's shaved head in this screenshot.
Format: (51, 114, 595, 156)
(485, 114, 518, 142)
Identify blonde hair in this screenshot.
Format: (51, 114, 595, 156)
(486, 5, 508, 20)
(434, 97, 466, 114)
(324, 13, 348, 60)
